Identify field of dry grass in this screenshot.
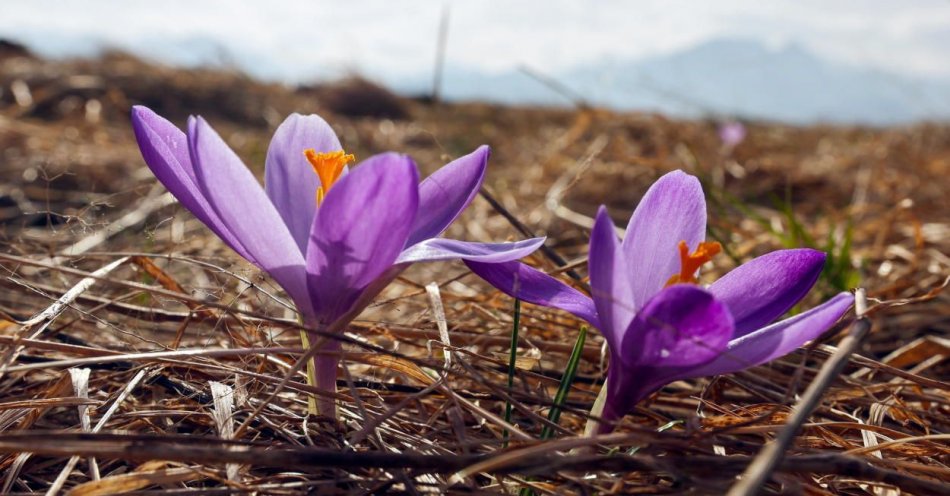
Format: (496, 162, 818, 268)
(1, 45, 948, 494)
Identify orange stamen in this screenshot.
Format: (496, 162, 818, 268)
(304, 149, 355, 205)
(665, 240, 722, 286)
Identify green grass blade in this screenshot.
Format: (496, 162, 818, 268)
(520, 326, 588, 496)
(503, 298, 521, 448)
(540, 326, 587, 440)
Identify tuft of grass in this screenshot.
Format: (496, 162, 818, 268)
(710, 186, 860, 297)
(821, 219, 861, 291)
(769, 193, 861, 294)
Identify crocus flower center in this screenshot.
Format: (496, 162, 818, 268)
(304, 149, 355, 205)
(665, 240, 722, 286)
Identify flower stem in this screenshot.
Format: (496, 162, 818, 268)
(298, 329, 318, 416)
(312, 344, 339, 419)
(583, 375, 609, 437)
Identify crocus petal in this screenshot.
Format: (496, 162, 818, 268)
(306, 152, 419, 323)
(465, 260, 600, 329)
(589, 206, 637, 350)
(620, 284, 733, 368)
(601, 285, 734, 423)
(396, 237, 544, 264)
(131, 106, 254, 263)
(709, 249, 826, 337)
(406, 146, 488, 247)
(683, 292, 854, 378)
(329, 264, 408, 333)
(187, 116, 311, 311)
(264, 113, 343, 253)
(621, 170, 706, 309)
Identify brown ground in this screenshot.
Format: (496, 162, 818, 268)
(0, 44, 948, 494)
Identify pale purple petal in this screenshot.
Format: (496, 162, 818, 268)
(683, 292, 854, 378)
(622, 170, 706, 309)
(619, 284, 733, 368)
(306, 153, 419, 323)
(187, 116, 311, 311)
(709, 249, 826, 337)
(130, 106, 253, 263)
(406, 146, 488, 247)
(264, 113, 343, 253)
(589, 206, 636, 350)
(465, 260, 599, 328)
(396, 237, 544, 264)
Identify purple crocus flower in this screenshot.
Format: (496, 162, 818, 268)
(467, 171, 853, 431)
(718, 120, 747, 149)
(131, 105, 544, 416)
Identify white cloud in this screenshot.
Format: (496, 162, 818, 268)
(1, 0, 948, 81)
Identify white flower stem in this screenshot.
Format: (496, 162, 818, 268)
(584, 377, 609, 437)
(298, 326, 318, 416)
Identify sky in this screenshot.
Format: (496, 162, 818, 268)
(3, 0, 949, 82)
(2, 1, 949, 122)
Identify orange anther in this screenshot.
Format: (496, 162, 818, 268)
(665, 240, 722, 286)
(304, 149, 355, 205)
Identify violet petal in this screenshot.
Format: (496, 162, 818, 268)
(683, 292, 854, 377)
(329, 264, 408, 333)
(306, 152, 419, 323)
(589, 206, 636, 350)
(709, 249, 826, 337)
(396, 237, 544, 264)
(621, 170, 706, 309)
(187, 116, 311, 312)
(406, 146, 488, 247)
(465, 260, 600, 329)
(131, 106, 253, 262)
(601, 285, 733, 424)
(619, 284, 733, 368)
(264, 113, 343, 253)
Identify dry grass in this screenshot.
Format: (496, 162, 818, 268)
(0, 48, 948, 494)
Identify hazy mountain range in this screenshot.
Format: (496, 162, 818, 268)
(393, 39, 950, 125)
(9, 31, 950, 125)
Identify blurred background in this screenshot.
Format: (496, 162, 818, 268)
(3, 0, 950, 124)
